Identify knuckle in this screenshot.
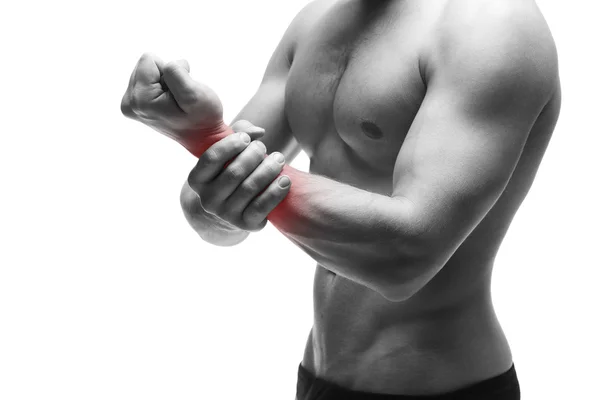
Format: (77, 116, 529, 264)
(232, 133, 249, 147)
(163, 61, 179, 75)
(120, 95, 133, 117)
(130, 87, 148, 113)
(201, 148, 220, 165)
(223, 164, 245, 182)
(252, 141, 267, 156)
(140, 52, 155, 61)
(266, 159, 284, 174)
(163, 63, 197, 101)
(239, 179, 258, 195)
(200, 196, 218, 214)
(220, 209, 241, 227)
(129, 90, 141, 111)
(187, 173, 204, 192)
(187, 174, 199, 191)
(242, 205, 258, 224)
(263, 185, 284, 204)
(249, 198, 267, 216)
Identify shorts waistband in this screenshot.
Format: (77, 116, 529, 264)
(297, 362, 519, 399)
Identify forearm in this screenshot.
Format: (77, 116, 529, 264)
(268, 169, 427, 301)
(181, 123, 426, 299)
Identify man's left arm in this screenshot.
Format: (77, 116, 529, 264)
(267, 9, 559, 301)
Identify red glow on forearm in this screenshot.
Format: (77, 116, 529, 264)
(266, 163, 308, 232)
(179, 122, 304, 232)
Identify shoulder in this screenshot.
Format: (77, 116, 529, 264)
(261, 1, 332, 77)
(268, 0, 333, 68)
(428, 0, 559, 101)
(293, 0, 334, 24)
(284, 0, 334, 49)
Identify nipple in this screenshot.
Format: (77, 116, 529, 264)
(361, 121, 384, 140)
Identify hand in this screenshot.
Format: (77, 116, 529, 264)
(187, 120, 292, 232)
(120, 52, 226, 145)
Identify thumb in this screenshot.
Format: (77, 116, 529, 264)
(175, 59, 190, 72)
(231, 119, 266, 141)
(161, 59, 196, 108)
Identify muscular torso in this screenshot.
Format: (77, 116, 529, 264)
(284, 0, 561, 395)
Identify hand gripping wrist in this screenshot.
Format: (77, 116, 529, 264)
(179, 122, 301, 229)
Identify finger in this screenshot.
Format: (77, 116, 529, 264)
(179, 59, 190, 72)
(134, 52, 165, 86)
(121, 55, 146, 117)
(121, 86, 136, 118)
(187, 132, 251, 189)
(243, 174, 291, 228)
(159, 59, 188, 91)
(146, 88, 188, 119)
(162, 60, 198, 108)
(180, 179, 202, 213)
(231, 120, 266, 140)
(246, 217, 269, 233)
(201, 140, 268, 213)
(222, 151, 285, 222)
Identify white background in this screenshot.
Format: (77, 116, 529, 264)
(0, 0, 597, 399)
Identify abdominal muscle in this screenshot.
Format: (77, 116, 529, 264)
(301, 252, 513, 396)
(295, 123, 518, 395)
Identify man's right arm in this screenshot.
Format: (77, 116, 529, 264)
(180, 3, 316, 246)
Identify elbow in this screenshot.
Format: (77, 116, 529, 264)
(379, 281, 421, 303)
(380, 220, 457, 302)
(379, 290, 411, 303)
(377, 254, 443, 303)
(372, 261, 424, 302)
(374, 210, 436, 302)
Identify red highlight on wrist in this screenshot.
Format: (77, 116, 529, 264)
(178, 122, 301, 230)
(180, 120, 235, 158)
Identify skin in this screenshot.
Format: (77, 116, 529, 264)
(121, 0, 561, 396)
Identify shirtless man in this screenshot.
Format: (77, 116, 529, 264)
(121, 0, 561, 398)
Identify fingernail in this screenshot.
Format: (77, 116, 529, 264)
(239, 132, 251, 144)
(273, 152, 285, 163)
(255, 140, 266, 152)
(278, 176, 291, 188)
(250, 126, 265, 134)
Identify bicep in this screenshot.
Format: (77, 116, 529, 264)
(392, 14, 558, 271)
(392, 82, 542, 256)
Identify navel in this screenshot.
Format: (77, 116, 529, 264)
(361, 121, 384, 140)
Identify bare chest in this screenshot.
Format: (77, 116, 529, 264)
(285, 0, 435, 193)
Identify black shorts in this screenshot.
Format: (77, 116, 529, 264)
(296, 363, 520, 400)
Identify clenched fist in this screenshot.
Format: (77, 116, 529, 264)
(120, 52, 229, 153)
(121, 52, 294, 234)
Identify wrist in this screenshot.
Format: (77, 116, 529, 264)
(179, 120, 235, 158)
